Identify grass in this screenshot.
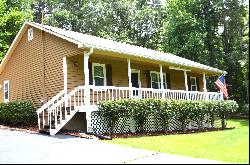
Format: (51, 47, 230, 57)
(105, 119, 249, 163)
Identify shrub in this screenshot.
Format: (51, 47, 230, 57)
(132, 99, 154, 133)
(97, 100, 129, 137)
(217, 100, 239, 128)
(173, 100, 192, 132)
(0, 100, 36, 126)
(155, 99, 175, 132)
(97, 99, 239, 134)
(189, 101, 207, 130)
(238, 104, 249, 116)
(205, 100, 217, 128)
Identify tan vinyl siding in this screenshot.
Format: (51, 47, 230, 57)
(43, 32, 82, 101)
(0, 27, 44, 107)
(67, 55, 84, 90)
(169, 70, 185, 90)
(0, 26, 83, 108)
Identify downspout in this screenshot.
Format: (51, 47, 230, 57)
(84, 47, 94, 57)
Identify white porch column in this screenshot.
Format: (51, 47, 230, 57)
(203, 73, 207, 92)
(203, 73, 208, 100)
(159, 64, 164, 89)
(184, 70, 189, 99)
(83, 48, 93, 133)
(84, 53, 90, 87)
(127, 59, 132, 98)
(184, 70, 188, 91)
(63, 57, 68, 107)
(159, 64, 165, 98)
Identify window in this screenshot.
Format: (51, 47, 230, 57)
(93, 63, 106, 86)
(4, 80, 10, 103)
(150, 71, 167, 89)
(190, 76, 197, 91)
(28, 28, 33, 41)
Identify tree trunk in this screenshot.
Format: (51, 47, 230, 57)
(182, 120, 186, 132)
(221, 112, 226, 129)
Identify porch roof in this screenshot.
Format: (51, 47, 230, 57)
(0, 22, 227, 75)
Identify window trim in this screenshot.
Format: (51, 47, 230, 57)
(190, 76, 197, 91)
(4, 80, 10, 103)
(131, 69, 141, 88)
(28, 28, 33, 41)
(150, 71, 167, 89)
(92, 63, 106, 86)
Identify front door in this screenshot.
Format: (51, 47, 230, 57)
(131, 70, 141, 98)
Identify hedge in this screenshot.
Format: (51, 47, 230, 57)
(0, 100, 37, 126)
(97, 99, 238, 136)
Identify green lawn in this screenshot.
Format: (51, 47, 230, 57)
(105, 119, 249, 163)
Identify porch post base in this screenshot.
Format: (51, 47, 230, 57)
(86, 111, 93, 133)
(129, 117, 136, 133)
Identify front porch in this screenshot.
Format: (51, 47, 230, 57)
(37, 49, 224, 135)
(37, 84, 223, 135)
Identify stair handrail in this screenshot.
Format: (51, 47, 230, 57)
(48, 86, 80, 113)
(37, 90, 65, 114)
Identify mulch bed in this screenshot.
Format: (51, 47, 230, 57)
(103, 127, 235, 139)
(0, 124, 235, 140)
(0, 124, 39, 134)
(60, 127, 235, 140)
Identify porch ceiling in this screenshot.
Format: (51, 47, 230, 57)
(91, 51, 221, 76)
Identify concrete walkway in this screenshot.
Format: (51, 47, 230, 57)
(0, 129, 226, 164)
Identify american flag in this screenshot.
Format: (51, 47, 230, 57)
(214, 74, 228, 99)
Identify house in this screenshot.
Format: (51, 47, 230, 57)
(0, 22, 226, 135)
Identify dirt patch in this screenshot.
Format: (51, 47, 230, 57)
(0, 124, 39, 134)
(60, 130, 100, 140)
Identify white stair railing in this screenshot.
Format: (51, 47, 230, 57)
(36, 90, 65, 130)
(37, 86, 85, 135)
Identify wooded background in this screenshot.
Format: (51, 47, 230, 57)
(0, 0, 248, 112)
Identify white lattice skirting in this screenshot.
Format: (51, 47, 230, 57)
(90, 112, 221, 135)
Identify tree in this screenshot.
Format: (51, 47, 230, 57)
(44, 0, 165, 50)
(161, 0, 249, 107)
(218, 0, 248, 105)
(0, 0, 33, 61)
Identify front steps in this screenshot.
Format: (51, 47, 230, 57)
(38, 106, 79, 136)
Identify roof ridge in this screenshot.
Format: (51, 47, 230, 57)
(0, 21, 225, 75)
(29, 22, 171, 54)
(28, 22, 212, 67)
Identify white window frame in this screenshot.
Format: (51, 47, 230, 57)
(150, 71, 167, 89)
(4, 80, 10, 103)
(92, 63, 106, 86)
(190, 76, 197, 91)
(28, 28, 33, 41)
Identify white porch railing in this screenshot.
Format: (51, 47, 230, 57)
(37, 85, 223, 135)
(89, 86, 223, 105)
